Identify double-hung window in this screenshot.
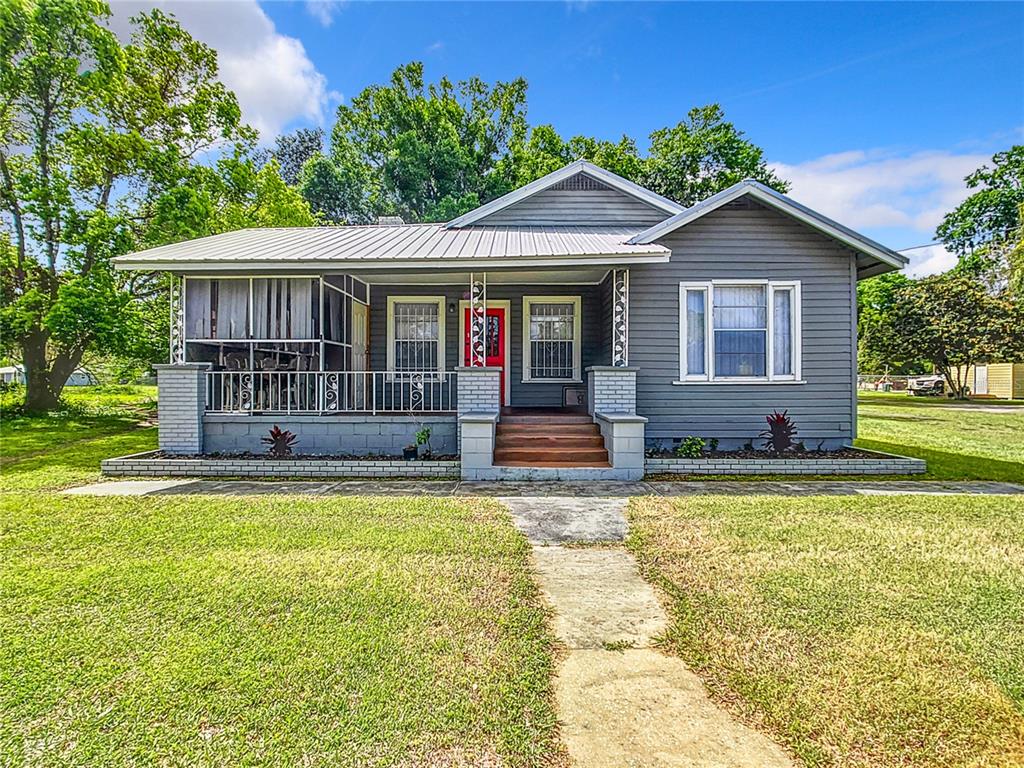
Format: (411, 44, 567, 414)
(522, 296, 582, 382)
(387, 296, 445, 377)
(679, 281, 800, 382)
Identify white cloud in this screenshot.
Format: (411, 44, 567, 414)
(426, 40, 444, 53)
(902, 244, 959, 278)
(106, 1, 337, 141)
(769, 149, 985, 233)
(305, 1, 344, 28)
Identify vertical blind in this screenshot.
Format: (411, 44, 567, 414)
(529, 302, 575, 380)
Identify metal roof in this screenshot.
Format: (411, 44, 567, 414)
(112, 223, 671, 272)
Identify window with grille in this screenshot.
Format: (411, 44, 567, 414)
(523, 296, 581, 382)
(387, 297, 445, 374)
(679, 281, 800, 382)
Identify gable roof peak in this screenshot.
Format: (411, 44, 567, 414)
(446, 159, 684, 229)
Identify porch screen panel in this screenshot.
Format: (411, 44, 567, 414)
(712, 285, 766, 377)
(529, 302, 575, 380)
(252, 279, 316, 339)
(393, 302, 439, 372)
(213, 279, 249, 339)
(185, 279, 212, 338)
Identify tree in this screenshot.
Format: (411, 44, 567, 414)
(856, 272, 927, 374)
(642, 105, 789, 207)
(501, 124, 645, 187)
(0, 0, 310, 411)
(329, 62, 527, 222)
(874, 274, 1024, 398)
(272, 127, 324, 187)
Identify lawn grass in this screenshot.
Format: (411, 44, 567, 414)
(1, 385, 158, 491)
(855, 393, 1024, 482)
(0, 493, 564, 766)
(628, 494, 1024, 768)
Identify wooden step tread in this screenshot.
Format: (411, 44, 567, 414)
(493, 460, 612, 468)
(497, 423, 600, 435)
(496, 436, 606, 449)
(500, 415, 594, 425)
(494, 448, 609, 463)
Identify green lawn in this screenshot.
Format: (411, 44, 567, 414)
(0, 387, 564, 766)
(1, 385, 158, 491)
(628, 494, 1024, 768)
(855, 392, 1024, 482)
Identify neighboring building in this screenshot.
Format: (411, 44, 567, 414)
(0, 365, 97, 387)
(965, 363, 1024, 399)
(112, 160, 907, 479)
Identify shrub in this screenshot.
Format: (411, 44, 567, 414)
(262, 425, 298, 457)
(759, 410, 798, 455)
(674, 436, 706, 459)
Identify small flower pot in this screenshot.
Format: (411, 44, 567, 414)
(403, 446, 418, 461)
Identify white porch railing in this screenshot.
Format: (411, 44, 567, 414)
(205, 370, 458, 414)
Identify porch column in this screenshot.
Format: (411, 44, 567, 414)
(456, 366, 501, 478)
(468, 272, 487, 367)
(611, 268, 629, 367)
(169, 273, 185, 364)
(587, 365, 645, 480)
(154, 363, 210, 454)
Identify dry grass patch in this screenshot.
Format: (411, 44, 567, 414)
(627, 494, 1024, 767)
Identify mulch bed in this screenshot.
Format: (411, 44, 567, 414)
(647, 447, 879, 460)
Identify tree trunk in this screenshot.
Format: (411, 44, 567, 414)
(21, 329, 60, 412)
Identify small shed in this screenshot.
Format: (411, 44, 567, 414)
(966, 363, 1024, 399)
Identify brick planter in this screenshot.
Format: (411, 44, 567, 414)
(645, 448, 925, 476)
(102, 451, 459, 479)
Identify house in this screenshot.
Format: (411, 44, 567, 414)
(965, 363, 1024, 399)
(0, 364, 97, 387)
(112, 160, 907, 480)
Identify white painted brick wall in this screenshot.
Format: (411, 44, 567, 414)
(586, 366, 637, 414)
(154, 364, 210, 454)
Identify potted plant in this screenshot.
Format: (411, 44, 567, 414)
(402, 442, 418, 460)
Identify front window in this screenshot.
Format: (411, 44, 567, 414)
(387, 297, 445, 373)
(679, 281, 800, 382)
(523, 296, 581, 382)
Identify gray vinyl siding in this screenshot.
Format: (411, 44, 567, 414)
(369, 283, 606, 407)
(474, 187, 668, 226)
(628, 198, 858, 450)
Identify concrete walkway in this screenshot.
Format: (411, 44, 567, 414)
(64, 478, 1024, 497)
(501, 495, 794, 767)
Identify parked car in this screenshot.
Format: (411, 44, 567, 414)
(908, 375, 945, 396)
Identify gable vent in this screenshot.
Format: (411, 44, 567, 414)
(550, 172, 611, 192)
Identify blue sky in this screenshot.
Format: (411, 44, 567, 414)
(111, 1, 1024, 274)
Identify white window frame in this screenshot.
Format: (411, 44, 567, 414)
(386, 296, 446, 378)
(522, 295, 583, 383)
(677, 280, 802, 384)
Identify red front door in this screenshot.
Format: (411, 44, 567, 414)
(463, 307, 506, 405)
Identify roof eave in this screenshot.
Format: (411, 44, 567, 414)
(112, 250, 672, 273)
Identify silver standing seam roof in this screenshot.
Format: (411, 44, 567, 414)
(112, 224, 671, 271)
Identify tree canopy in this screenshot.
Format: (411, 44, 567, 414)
(0, 0, 313, 410)
(279, 62, 788, 224)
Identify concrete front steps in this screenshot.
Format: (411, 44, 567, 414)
(495, 410, 610, 468)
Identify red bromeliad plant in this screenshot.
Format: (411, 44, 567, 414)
(759, 410, 798, 455)
(262, 426, 299, 457)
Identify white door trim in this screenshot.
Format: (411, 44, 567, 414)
(458, 299, 511, 406)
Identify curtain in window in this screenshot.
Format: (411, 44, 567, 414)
(685, 290, 706, 375)
(393, 302, 439, 371)
(215, 280, 249, 339)
(773, 289, 793, 376)
(252, 279, 315, 339)
(713, 285, 766, 377)
(529, 302, 575, 379)
(185, 279, 211, 338)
